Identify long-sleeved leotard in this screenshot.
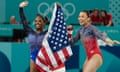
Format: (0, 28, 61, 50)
(19, 8, 47, 62)
(71, 24, 107, 60)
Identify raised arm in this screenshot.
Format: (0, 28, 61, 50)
(19, 1, 33, 34)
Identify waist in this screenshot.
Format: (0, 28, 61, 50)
(82, 38, 98, 49)
(30, 45, 42, 53)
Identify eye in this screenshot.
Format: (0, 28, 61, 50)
(39, 20, 42, 22)
(81, 16, 84, 18)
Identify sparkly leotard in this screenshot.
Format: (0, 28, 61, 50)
(71, 24, 107, 60)
(19, 8, 47, 62)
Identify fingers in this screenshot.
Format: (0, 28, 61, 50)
(67, 25, 73, 29)
(107, 40, 120, 46)
(67, 25, 73, 40)
(56, 3, 61, 8)
(105, 38, 114, 45)
(113, 40, 120, 44)
(67, 25, 73, 34)
(19, 1, 29, 8)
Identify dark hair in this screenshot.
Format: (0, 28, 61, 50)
(100, 9, 107, 16)
(93, 8, 99, 12)
(81, 10, 90, 17)
(36, 14, 49, 24)
(89, 10, 93, 14)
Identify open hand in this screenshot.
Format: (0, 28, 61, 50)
(19, 1, 29, 8)
(113, 40, 120, 44)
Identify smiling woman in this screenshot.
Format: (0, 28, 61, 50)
(68, 10, 120, 72)
(19, 1, 49, 72)
(19, 1, 68, 72)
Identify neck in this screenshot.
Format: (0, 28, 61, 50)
(84, 23, 90, 27)
(36, 29, 43, 33)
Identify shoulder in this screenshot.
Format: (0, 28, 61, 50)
(89, 24, 96, 28)
(89, 24, 98, 31)
(43, 30, 48, 34)
(107, 13, 112, 20)
(107, 13, 112, 17)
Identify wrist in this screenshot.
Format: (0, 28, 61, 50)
(19, 5, 24, 8)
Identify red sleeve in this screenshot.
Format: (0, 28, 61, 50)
(107, 14, 112, 20)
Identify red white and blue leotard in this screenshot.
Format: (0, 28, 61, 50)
(71, 24, 107, 60)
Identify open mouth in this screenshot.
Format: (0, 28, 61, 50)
(36, 24, 41, 28)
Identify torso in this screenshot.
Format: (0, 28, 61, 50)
(28, 30, 47, 53)
(79, 25, 102, 59)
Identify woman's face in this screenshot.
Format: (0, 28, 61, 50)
(94, 10, 99, 16)
(101, 12, 106, 17)
(10, 16, 16, 23)
(34, 16, 45, 30)
(78, 12, 90, 26)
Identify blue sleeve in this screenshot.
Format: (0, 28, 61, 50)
(92, 26, 107, 41)
(19, 8, 34, 34)
(70, 30, 80, 45)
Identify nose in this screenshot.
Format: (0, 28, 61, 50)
(35, 21, 40, 25)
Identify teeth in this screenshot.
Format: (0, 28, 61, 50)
(36, 24, 40, 27)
